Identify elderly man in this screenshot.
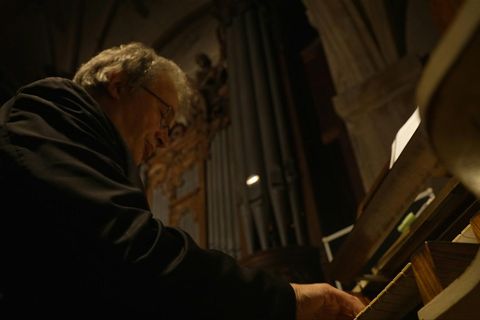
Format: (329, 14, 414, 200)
(0, 43, 363, 319)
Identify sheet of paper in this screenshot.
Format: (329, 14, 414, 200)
(389, 107, 421, 168)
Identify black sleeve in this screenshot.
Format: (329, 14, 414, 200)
(0, 83, 296, 319)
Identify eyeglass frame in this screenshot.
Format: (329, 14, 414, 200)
(140, 85, 174, 130)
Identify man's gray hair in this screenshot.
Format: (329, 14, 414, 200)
(73, 42, 190, 123)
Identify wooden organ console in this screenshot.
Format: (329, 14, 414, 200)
(330, 2, 480, 319)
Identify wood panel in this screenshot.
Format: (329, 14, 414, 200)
(471, 213, 480, 240)
(411, 241, 479, 304)
(331, 127, 440, 282)
(375, 182, 477, 278)
(354, 263, 420, 320)
(417, 248, 480, 319)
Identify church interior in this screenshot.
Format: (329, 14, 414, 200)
(1, 0, 479, 318)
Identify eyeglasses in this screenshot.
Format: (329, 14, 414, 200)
(140, 85, 174, 129)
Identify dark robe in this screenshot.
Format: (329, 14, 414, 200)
(0, 78, 295, 319)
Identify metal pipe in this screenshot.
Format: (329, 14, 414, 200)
(226, 19, 255, 254)
(258, 8, 306, 245)
(245, 8, 291, 246)
(213, 135, 223, 251)
(235, 13, 271, 250)
(220, 129, 234, 256)
(226, 126, 242, 257)
(217, 130, 227, 253)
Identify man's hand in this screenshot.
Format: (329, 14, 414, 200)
(291, 283, 365, 320)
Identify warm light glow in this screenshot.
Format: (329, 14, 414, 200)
(246, 174, 260, 186)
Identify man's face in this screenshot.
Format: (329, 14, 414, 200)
(117, 75, 177, 165)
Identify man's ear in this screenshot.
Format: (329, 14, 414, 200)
(105, 71, 126, 100)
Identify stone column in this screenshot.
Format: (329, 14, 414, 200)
(303, 0, 423, 190)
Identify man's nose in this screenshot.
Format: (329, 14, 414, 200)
(155, 128, 169, 148)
